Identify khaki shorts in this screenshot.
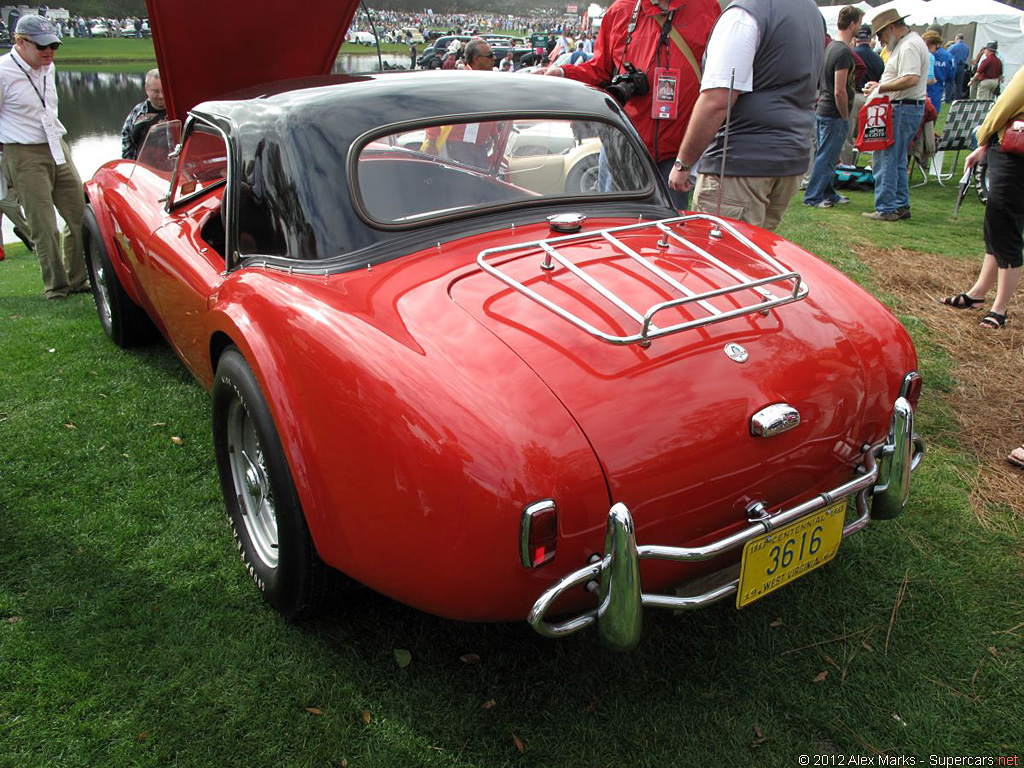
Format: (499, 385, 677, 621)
(692, 173, 802, 231)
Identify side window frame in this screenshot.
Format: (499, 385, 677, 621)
(166, 114, 237, 271)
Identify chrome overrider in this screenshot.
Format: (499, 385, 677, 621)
(527, 395, 926, 651)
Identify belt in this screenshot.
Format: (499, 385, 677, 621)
(892, 99, 925, 105)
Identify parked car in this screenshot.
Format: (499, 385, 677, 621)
(89, 21, 110, 37)
(84, 0, 925, 651)
(350, 30, 376, 45)
(417, 34, 471, 68)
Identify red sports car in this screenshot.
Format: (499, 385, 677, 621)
(81, 0, 924, 650)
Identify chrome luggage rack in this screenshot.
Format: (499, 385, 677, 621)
(477, 214, 809, 347)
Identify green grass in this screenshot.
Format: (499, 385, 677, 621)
(1, 177, 1022, 764)
(56, 37, 157, 64)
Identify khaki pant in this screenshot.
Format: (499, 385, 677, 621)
(2, 141, 86, 298)
(976, 79, 999, 101)
(0, 177, 30, 236)
(692, 173, 802, 231)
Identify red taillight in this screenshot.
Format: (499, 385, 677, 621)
(520, 500, 557, 568)
(901, 372, 922, 410)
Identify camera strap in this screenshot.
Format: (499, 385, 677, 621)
(653, 11, 703, 83)
(617, 0, 644, 77)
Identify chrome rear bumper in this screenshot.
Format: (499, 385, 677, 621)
(527, 397, 925, 651)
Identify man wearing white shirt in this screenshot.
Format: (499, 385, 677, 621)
(0, 14, 87, 300)
(667, 0, 824, 230)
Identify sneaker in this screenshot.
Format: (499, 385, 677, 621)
(13, 227, 33, 252)
(862, 210, 899, 221)
(896, 207, 911, 219)
(804, 199, 835, 208)
(834, 195, 851, 204)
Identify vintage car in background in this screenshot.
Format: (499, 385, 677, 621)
(393, 120, 600, 195)
(83, 0, 924, 650)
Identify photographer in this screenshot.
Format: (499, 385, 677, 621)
(540, 0, 719, 208)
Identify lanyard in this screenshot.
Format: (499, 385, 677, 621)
(11, 56, 47, 108)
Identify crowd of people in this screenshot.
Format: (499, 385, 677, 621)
(0, 5, 1020, 465)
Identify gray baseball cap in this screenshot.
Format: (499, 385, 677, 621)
(15, 14, 62, 46)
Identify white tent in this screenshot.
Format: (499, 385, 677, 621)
(907, 0, 1024, 81)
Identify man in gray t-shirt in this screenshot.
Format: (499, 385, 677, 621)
(804, 5, 861, 208)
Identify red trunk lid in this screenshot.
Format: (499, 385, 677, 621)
(450, 217, 871, 543)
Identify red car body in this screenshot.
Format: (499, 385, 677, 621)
(81, 0, 923, 649)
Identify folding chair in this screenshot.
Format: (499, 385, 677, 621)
(932, 98, 995, 183)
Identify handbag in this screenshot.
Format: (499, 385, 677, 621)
(1000, 117, 1024, 156)
(856, 94, 895, 152)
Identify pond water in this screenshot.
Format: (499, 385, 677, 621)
(3, 55, 406, 244)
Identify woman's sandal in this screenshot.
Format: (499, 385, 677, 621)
(1009, 446, 1024, 469)
(979, 311, 1006, 329)
(941, 292, 985, 309)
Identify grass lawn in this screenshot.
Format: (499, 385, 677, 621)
(1, 179, 1021, 765)
(55, 37, 157, 64)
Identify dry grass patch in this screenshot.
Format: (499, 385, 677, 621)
(858, 246, 1022, 523)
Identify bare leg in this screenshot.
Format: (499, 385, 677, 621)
(966, 253, 1000, 299)
(990, 265, 1021, 317)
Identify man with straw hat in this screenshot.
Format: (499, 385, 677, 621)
(861, 7, 929, 222)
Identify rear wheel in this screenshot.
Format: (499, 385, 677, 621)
(83, 205, 154, 347)
(212, 347, 331, 619)
(564, 155, 599, 194)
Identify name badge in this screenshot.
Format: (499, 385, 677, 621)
(40, 110, 66, 165)
(651, 67, 680, 120)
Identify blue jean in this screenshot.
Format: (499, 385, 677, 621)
(872, 102, 925, 214)
(803, 114, 849, 205)
(598, 149, 690, 210)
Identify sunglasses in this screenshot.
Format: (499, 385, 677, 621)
(32, 42, 60, 51)
(480, 52, 495, 59)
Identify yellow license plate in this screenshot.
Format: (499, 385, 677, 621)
(736, 500, 847, 608)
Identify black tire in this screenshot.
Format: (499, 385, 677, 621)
(83, 205, 154, 347)
(975, 162, 989, 205)
(564, 154, 600, 194)
(212, 347, 330, 619)
(428, 57, 441, 69)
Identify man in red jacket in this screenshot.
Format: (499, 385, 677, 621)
(540, 0, 719, 208)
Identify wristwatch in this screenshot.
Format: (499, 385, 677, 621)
(673, 158, 691, 172)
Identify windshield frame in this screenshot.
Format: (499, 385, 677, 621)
(348, 111, 658, 232)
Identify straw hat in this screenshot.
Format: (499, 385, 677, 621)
(871, 8, 909, 37)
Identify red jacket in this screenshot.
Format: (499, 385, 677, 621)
(561, 0, 720, 162)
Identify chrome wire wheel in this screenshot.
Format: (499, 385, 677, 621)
(89, 237, 113, 330)
(578, 163, 600, 193)
(226, 397, 279, 569)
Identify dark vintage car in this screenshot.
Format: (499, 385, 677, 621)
(82, 0, 924, 650)
(417, 34, 471, 68)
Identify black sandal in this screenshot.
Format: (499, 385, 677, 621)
(941, 292, 984, 309)
(979, 311, 1006, 329)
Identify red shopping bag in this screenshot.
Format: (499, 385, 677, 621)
(856, 94, 895, 152)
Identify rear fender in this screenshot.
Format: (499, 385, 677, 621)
(206, 270, 611, 620)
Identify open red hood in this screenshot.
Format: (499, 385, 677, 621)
(145, 0, 356, 120)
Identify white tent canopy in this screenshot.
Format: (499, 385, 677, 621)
(908, 0, 1024, 81)
(819, 2, 872, 37)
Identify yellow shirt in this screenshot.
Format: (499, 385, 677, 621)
(976, 66, 1024, 146)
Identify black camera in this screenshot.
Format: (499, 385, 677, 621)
(605, 63, 649, 106)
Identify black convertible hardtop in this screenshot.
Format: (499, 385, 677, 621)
(189, 71, 672, 268)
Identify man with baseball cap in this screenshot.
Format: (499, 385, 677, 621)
(861, 8, 929, 222)
(972, 41, 1003, 101)
(0, 14, 88, 299)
